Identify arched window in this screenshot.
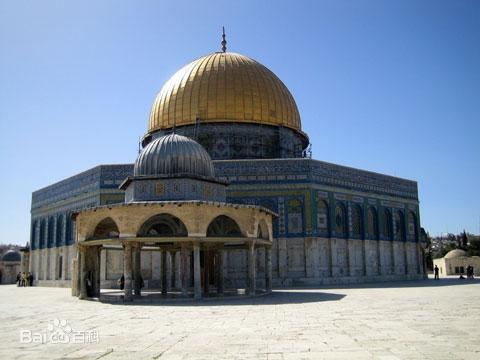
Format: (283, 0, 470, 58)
(395, 210, 406, 241)
(92, 217, 120, 239)
(408, 211, 418, 241)
(207, 215, 242, 237)
(335, 203, 347, 238)
(39, 219, 46, 248)
(47, 217, 55, 248)
(317, 200, 329, 234)
(351, 204, 363, 239)
(138, 214, 188, 237)
(31, 221, 37, 249)
(257, 220, 269, 240)
(367, 207, 378, 240)
(65, 214, 73, 245)
(56, 215, 63, 246)
(383, 209, 393, 240)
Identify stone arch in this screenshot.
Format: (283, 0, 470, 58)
(335, 202, 347, 238)
(257, 219, 269, 240)
(91, 217, 120, 239)
(367, 206, 379, 240)
(408, 211, 418, 241)
(383, 209, 393, 240)
(317, 199, 329, 235)
(137, 213, 188, 237)
(395, 209, 406, 241)
(350, 204, 364, 239)
(56, 215, 63, 246)
(207, 215, 242, 237)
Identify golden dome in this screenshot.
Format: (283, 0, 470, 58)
(148, 52, 301, 133)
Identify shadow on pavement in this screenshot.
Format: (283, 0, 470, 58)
(107, 290, 346, 307)
(287, 278, 480, 291)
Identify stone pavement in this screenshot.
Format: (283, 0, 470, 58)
(1, 278, 479, 359)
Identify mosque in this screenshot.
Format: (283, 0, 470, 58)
(28, 33, 427, 300)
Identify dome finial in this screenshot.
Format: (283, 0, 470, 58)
(221, 26, 227, 52)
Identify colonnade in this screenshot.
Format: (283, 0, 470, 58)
(77, 240, 273, 301)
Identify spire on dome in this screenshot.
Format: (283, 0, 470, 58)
(221, 26, 227, 52)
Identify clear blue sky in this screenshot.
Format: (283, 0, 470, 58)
(1, 0, 479, 245)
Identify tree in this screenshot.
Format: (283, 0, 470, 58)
(461, 230, 468, 249)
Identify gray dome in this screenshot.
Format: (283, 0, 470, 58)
(134, 133, 215, 178)
(2, 250, 21, 262)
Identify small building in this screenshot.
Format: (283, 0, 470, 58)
(72, 133, 274, 301)
(0, 250, 22, 284)
(433, 249, 480, 276)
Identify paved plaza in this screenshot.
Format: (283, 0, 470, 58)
(1, 278, 479, 359)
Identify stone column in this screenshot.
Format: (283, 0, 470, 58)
(123, 243, 133, 301)
(133, 243, 142, 296)
(78, 246, 87, 300)
(181, 243, 189, 297)
(100, 249, 106, 283)
(95, 246, 101, 297)
(174, 251, 181, 289)
(265, 246, 272, 292)
(247, 241, 256, 296)
(166, 251, 173, 292)
(62, 247, 68, 281)
(161, 250, 167, 294)
(193, 243, 202, 299)
(204, 248, 210, 295)
(216, 247, 224, 296)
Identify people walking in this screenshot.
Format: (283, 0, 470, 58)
(434, 265, 439, 279)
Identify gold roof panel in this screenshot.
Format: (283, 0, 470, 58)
(148, 52, 301, 133)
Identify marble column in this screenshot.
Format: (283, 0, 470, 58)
(181, 244, 189, 297)
(95, 246, 101, 297)
(166, 251, 173, 292)
(161, 250, 167, 294)
(78, 246, 87, 300)
(133, 243, 142, 296)
(216, 248, 224, 296)
(265, 246, 272, 292)
(247, 241, 256, 296)
(123, 243, 133, 301)
(204, 248, 210, 295)
(193, 243, 201, 299)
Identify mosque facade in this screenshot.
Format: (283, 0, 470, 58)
(29, 41, 427, 298)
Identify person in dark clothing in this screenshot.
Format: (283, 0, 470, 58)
(434, 265, 439, 279)
(16, 272, 21, 286)
(118, 274, 125, 290)
(28, 272, 33, 286)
